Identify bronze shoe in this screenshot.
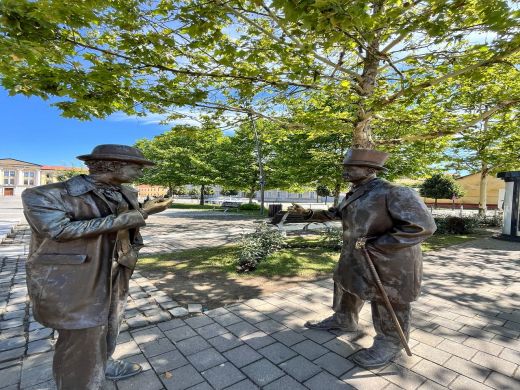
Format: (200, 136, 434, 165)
(304, 314, 358, 332)
(105, 358, 143, 381)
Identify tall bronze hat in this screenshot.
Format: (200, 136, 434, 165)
(342, 148, 389, 170)
(77, 144, 155, 166)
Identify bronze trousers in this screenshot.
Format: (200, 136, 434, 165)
(53, 263, 133, 390)
(333, 282, 411, 347)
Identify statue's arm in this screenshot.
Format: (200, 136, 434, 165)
(22, 189, 145, 242)
(370, 187, 437, 251)
(307, 207, 342, 221)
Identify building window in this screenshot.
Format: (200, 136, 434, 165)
(3, 170, 15, 185)
(24, 171, 35, 185)
(298, 193, 303, 198)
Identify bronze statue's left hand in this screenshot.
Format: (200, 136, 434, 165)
(142, 197, 173, 215)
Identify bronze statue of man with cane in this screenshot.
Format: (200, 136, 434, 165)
(303, 149, 436, 368)
(22, 145, 172, 389)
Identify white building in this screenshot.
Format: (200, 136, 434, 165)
(0, 159, 42, 197)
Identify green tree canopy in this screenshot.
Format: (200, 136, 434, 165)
(135, 123, 224, 204)
(419, 173, 465, 207)
(1, 0, 518, 149)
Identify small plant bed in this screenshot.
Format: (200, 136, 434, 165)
(136, 225, 492, 308)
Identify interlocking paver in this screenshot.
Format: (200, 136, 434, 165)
(450, 375, 493, 390)
(471, 351, 517, 377)
(226, 321, 258, 338)
(240, 331, 276, 350)
(184, 315, 214, 329)
(160, 364, 205, 390)
(196, 323, 228, 339)
(279, 355, 322, 382)
(484, 371, 520, 390)
(444, 355, 491, 382)
(263, 375, 308, 390)
(241, 358, 284, 387)
(148, 350, 188, 373)
(223, 344, 262, 368)
(207, 332, 244, 352)
(140, 337, 176, 358)
(303, 371, 352, 390)
(201, 362, 245, 389)
(341, 366, 391, 389)
(292, 339, 329, 360)
(164, 325, 197, 342)
(213, 312, 242, 327)
(224, 379, 260, 390)
(131, 327, 165, 344)
(116, 369, 163, 390)
(186, 347, 226, 371)
(271, 329, 306, 347)
(314, 351, 355, 377)
(257, 342, 297, 364)
(411, 359, 458, 387)
(175, 336, 211, 356)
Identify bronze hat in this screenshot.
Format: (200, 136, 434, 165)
(77, 144, 155, 166)
(342, 148, 389, 170)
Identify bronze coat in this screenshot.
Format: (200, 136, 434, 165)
(331, 178, 436, 303)
(22, 175, 145, 329)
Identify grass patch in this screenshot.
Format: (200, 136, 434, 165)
(138, 245, 337, 278)
(421, 231, 488, 252)
(138, 230, 490, 278)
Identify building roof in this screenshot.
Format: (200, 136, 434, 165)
(40, 165, 87, 171)
(0, 158, 42, 167)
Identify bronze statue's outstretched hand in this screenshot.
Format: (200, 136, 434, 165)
(142, 197, 173, 215)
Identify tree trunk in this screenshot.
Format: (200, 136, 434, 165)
(351, 3, 382, 150)
(200, 184, 205, 205)
(333, 182, 341, 206)
(478, 162, 489, 217)
(248, 186, 255, 204)
(434, 198, 438, 209)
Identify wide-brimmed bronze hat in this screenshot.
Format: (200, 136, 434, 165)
(342, 148, 389, 170)
(77, 144, 155, 166)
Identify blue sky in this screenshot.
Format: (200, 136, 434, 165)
(0, 89, 171, 166)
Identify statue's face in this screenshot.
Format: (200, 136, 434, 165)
(114, 162, 145, 183)
(342, 165, 374, 183)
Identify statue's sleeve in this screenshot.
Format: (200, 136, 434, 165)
(371, 186, 436, 251)
(308, 207, 341, 221)
(22, 188, 146, 242)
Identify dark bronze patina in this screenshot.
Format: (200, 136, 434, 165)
(303, 148, 436, 368)
(22, 145, 171, 390)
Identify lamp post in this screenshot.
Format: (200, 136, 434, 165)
(495, 171, 520, 242)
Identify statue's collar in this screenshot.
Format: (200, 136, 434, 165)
(65, 175, 138, 198)
(65, 175, 97, 196)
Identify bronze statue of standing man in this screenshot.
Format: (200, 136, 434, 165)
(304, 149, 436, 368)
(22, 145, 172, 389)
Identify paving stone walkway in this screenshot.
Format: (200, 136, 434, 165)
(1, 225, 519, 389)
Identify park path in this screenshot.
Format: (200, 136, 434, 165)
(0, 218, 519, 389)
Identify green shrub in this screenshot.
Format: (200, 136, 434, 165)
(236, 223, 285, 272)
(239, 203, 260, 210)
(434, 216, 480, 234)
(320, 228, 343, 251)
(479, 214, 503, 228)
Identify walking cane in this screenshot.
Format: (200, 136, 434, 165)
(355, 237, 413, 357)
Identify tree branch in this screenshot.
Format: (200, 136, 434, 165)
(382, 45, 520, 106)
(379, 99, 520, 144)
(222, 1, 365, 90)
(61, 36, 317, 89)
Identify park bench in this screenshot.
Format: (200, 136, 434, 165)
(221, 201, 242, 212)
(270, 210, 337, 232)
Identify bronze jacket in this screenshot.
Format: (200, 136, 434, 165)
(22, 175, 145, 329)
(320, 178, 436, 303)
